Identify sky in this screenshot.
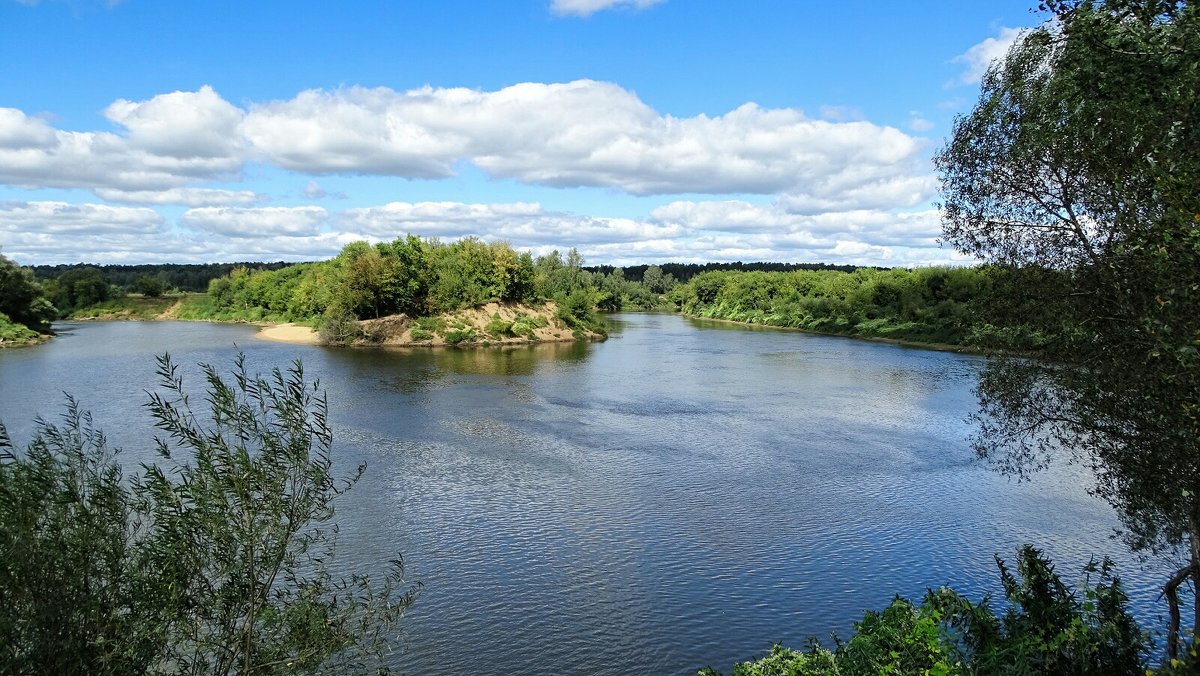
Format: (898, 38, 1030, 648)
(0, 0, 1043, 267)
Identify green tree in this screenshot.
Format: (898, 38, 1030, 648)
(0, 355, 416, 673)
(0, 254, 56, 330)
(134, 275, 165, 297)
(935, 0, 1200, 656)
(52, 267, 110, 312)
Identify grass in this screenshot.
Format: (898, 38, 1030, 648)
(0, 312, 43, 346)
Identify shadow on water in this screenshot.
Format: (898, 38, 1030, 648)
(320, 339, 595, 382)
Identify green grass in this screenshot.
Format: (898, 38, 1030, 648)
(0, 312, 41, 345)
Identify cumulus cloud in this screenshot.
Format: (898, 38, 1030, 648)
(2, 81, 930, 212)
(180, 206, 328, 238)
(103, 85, 244, 160)
(954, 27, 1024, 85)
(0, 87, 242, 193)
(550, 0, 665, 17)
(242, 80, 928, 202)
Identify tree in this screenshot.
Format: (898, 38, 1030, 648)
(0, 254, 56, 330)
(935, 0, 1200, 657)
(134, 275, 165, 297)
(0, 354, 417, 673)
(52, 266, 111, 311)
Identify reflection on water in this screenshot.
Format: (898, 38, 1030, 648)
(0, 315, 1166, 676)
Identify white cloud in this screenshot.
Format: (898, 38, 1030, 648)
(341, 201, 684, 245)
(0, 87, 242, 193)
(0, 197, 962, 267)
(550, 0, 665, 18)
(242, 80, 928, 202)
(180, 206, 328, 238)
(93, 187, 265, 206)
(0, 200, 164, 234)
(103, 85, 244, 161)
(0, 201, 170, 264)
(651, 200, 943, 248)
(954, 27, 1024, 85)
(2, 81, 930, 212)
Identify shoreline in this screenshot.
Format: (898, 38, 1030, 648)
(681, 313, 998, 355)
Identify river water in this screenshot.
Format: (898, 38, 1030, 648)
(0, 313, 1165, 674)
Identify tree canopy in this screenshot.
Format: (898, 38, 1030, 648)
(935, 0, 1200, 656)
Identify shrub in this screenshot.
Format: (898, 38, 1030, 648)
(318, 310, 362, 345)
(705, 547, 1148, 676)
(444, 328, 476, 345)
(0, 355, 416, 674)
(485, 318, 514, 337)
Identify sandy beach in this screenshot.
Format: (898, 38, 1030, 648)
(256, 323, 320, 345)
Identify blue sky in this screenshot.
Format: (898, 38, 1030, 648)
(0, 0, 1041, 266)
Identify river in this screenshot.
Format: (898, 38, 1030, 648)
(0, 313, 1163, 674)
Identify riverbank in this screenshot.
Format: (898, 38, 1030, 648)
(682, 313, 999, 355)
(329, 301, 603, 348)
(0, 313, 51, 348)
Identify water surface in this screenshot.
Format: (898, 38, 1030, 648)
(0, 314, 1163, 674)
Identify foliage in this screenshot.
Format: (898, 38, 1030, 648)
(703, 547, 1148, 675)
(0, 355, 416, 674)
(0, 312, 41, 345)
(670, 266, 1037, 350)
(32, 262, 295, 294)
(0, 254, 56, 332)
(510, 313, 548, 338)
(42, 266, 111, 315)
(934, 0, 1200, 655)
(134, 275, 165, 297)
(485, 316, 515, 337)
(442, 327, 476, 345)
(317, 310, 364, 346)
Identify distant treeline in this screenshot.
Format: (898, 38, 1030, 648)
(31, 262, 295, 293)
(587, 261, 869, 284)
(669, 266, 1044, 351)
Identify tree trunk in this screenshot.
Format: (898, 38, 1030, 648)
(1165, 564, 1192, 660)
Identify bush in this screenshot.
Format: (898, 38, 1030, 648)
(409, 327, 433, 341)
(318, 310, 363, 345)
(705, 547, 1149, 676)
(485, 318, 514, 337)
(443, 328, 475, 345)
(0, 355, 417, 674)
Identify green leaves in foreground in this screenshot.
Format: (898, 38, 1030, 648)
(702, 546, 1151, 676)
(0, 354, 417, 675)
